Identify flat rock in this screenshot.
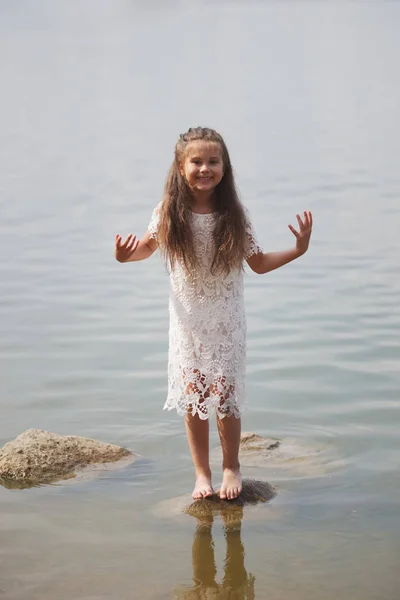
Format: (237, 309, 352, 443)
(0, 429, 134, 487)
(184, 479, 276, 519)
(154, 478, 276, 523)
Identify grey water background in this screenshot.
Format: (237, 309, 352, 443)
(1, 1, 400, 598)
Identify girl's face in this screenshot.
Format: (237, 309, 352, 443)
(180, 141, 224, 196)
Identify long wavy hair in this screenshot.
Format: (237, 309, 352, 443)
(157, 127, 246, 276)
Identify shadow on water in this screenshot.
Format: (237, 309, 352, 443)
(174, 508, 255, 600)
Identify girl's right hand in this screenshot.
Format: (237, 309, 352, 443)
(114, 233, 140, 262)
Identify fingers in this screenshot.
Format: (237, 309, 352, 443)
(123, 233, 134, 248)
(288, 224, 300, 238)
(115, 234, 140, 260)
(296, 214, 304, 230)
(303, 210, 313, 229)
(116, 234, 138, 248)
(125, 235, 137, 252)
(290, 211, 313, 236)
(130, 238, 139, 256)
(303, 211, 309, 229)
(116, 234, 132, 248)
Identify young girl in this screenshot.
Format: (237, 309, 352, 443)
(115, 127, 312, 501)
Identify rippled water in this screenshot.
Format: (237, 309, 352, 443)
(1, 2, 400, 598)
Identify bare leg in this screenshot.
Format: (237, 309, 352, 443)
(185, 413, 213, 499)
(217, 415, 242, 500)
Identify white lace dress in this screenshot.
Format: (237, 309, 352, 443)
(148, 206, 262, 420)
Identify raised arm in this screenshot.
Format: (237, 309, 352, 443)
(247, 211, 312, 275)
(114, 230, 157, 263)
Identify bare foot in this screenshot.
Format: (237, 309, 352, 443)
(219, 468, 242, 500)
(192, 474, 213, 500)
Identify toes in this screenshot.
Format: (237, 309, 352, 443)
(193, 488, 204, 500)
(193, 485, 213, 500)
(223, 486, 241, 500)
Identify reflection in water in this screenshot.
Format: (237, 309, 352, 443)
(0, 476, 40, 490)
(174, 509, 255, 599)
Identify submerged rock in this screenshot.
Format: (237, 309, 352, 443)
(240, 432, 281, 457)
(212, 432, 343, 477)
(183, 479, 276, 519)
(0, 429, 133, 487)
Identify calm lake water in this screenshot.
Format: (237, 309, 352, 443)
(1, 1, 400, 598)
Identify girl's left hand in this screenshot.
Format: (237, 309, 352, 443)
(288, 211, 313, 256)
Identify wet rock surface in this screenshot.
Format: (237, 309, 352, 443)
(0, 429, 133, 487)
(153, 478, 277, 524)
(183, 479, 276, 519)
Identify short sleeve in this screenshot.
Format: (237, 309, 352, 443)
(147, 203, 161, 241)
(244, 207, 263, 259)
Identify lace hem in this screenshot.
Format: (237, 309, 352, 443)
(164, 367, 245, 419)
(163, 395, 243, 420)
(244, 242, 263, 259)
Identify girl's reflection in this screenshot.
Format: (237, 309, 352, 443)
(174, 508, 255, 599)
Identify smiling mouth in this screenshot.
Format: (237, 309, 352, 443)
(197, 177, 212, 180)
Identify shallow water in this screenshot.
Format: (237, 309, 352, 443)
(1, 1, 400, 598)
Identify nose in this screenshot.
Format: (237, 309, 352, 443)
(199, 163, 209, 173)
